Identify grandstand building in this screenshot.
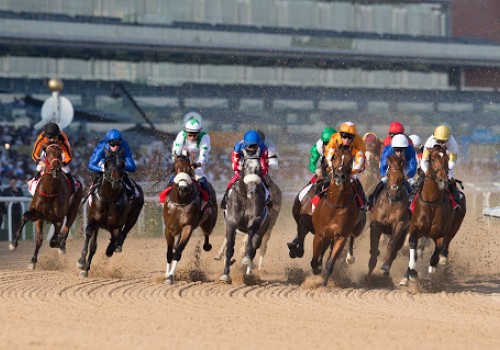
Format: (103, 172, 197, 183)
(0, 0, 499, 139)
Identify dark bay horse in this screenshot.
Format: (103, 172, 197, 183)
(400, 145, 466, 286)
(9, 144, 83, 269)
(77, 149, 144, 277)
(220, 151, 270, 283)
(162, 153, 216, 284)
(311, 146, 366, 286)
(368, 155, 410, 276)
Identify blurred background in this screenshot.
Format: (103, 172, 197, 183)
(0, 0, 499, 190)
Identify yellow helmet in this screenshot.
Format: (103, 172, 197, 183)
(339, 122, 357, 136)
(433, 125, 451, 141)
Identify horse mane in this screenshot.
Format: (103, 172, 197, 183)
(338, 144, 351, 151)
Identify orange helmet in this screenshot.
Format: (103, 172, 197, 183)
(339, 122, 357, 136)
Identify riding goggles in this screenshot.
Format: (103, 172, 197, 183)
(109, 140, 121, 147)
(393, 147, 406, 153)
(340, 133, 354, 140)
(187, 132, 199, 137)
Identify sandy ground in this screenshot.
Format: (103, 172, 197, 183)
(1, 190, 499, 350)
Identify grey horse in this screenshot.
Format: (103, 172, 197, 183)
(220, 151, 270, 283)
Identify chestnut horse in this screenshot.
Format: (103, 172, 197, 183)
(9, 144, 83, 269)
(77, 149, 144, 277)
(311, 145, 366, 286)
(400, 145, 466, 286)
(220, 151, 270, 283)
(360, 132, 382, 195)
(162, 153, 216, 284)
(368, 155, 410, 276)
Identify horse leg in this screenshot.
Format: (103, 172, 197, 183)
(429, 237, 443, 274)
(49, 221, 63, 249)
(381, 226, 407, 275)
(78, 220, 94, 273)
(289, 218, 310, 259)
(60, 187, 83, 254)
(29, 219, 44, 270)
(9, 212, 32, 251)
(214, 236, 227, 260)
(164, 231, 176, 285)
(258, 231, 272, 270)
(115, 197, 144, 253)
(220, 226, 237, 283)
(323, 235, 348, 287)
(345, 235, 355, 264)
(106, 229, 120, 257)
(83, 229, 99, 277)
(417, 237, 428, 259)
(168, 226, 194, 284)
(311, 233, 324, 275)
(368, 222, 381, 275)
(400, 232, 420, 285)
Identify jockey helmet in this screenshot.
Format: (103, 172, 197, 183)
(391, 134, 409, 148)
(321, 127, 336, 143)
(185, 118, 202, 133)
(339, 122, 357, 136)
(105, 129, 123, 143)
(256, 129, 266, 141)
(44, 122, 60, 138)
(409, 134, 422, 148)
(388, 121, 405, 135)
(243, 130, 260, 146)
(433, 125, 451, 141)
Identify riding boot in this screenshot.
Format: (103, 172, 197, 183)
(123, 173, 136, 199)
(355, 179, 367, 210)
(449, 180, 461, 204)
(89, 172, 103, 195)
(34, 171, 41, 180)
(262, 175, 273, 209)
(65, 172, 76, 194)
(198, 177, 213, 215)
(220, 188, 229, 210)
(367, 180, 385, 211)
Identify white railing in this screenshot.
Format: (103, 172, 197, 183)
(0, 197, 32, 242)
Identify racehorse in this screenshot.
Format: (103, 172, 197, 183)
(360, 132, 382, 195)
(162, 152, 216, 284)
(311, 145, 367, 286)
(220, 150, 270, 283)
(77, 149, 144, 277)
(9, 144, 83, 269)
(400, 144, 466, 286)
(368, 155, 410, 276)
(214, 176, 281, 271)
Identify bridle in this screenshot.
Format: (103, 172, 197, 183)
(385, 165, 408, 203)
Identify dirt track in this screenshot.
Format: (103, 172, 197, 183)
(1, 192, 499, 350)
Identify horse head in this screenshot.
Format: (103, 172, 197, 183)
(44, 144, 63, 178)
(386, 154, 406, 201)
(426, 145, 449, 190)
(103, 148, 125, 188)
(241, 148, 262, 198)
(331, 145, 353, 186)
(173, 151, 195, 199)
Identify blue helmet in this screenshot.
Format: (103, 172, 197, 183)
(105, 129, 123, 143)
(243, 130, 260, 146)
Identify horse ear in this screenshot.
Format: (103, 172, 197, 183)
(118, 148, 124, 155)
(242, 148, 248, 158)
(255, 147, 261, 157)
(104, 148, 111, 157)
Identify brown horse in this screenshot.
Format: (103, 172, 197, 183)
(368, 155, 410, 276)
(162, 153, 216, 284)
(360, 132, 382, 195)
(77, 149, 144, 277)
(400, 145, 466, 286)
(9, 144, 83, 269)
(311, 146, 367, 286)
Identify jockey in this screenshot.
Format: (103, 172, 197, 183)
(170, 115, 213, 214)
(88, 129, 137, 198)
(420, 125, 461, 203)
(309, 127, 336, 177)
(324, 122, 367, 209)
(220, 130, 270, 210)
(409, 134, 423, 161)
(382, 121, 414, 147)
(367, 134, 417, 211)
(32, 122, 76, 193)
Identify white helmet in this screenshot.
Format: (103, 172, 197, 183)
(409, 134, 422, 148)
(391, 134, 409, 148)
(184, 118, 202, 133)
(183, 111, 202, 127)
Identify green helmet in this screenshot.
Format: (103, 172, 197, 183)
(321, 127, 336, 143)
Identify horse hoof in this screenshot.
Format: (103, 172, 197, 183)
(346, 255, 355, 264)
(165, 275, 174, 285)
(58, 248, 66, 256)
(408, 269, 419, 283)
(296, 249, 304, 258)
(428, 266, 436, 274)
(439, 256, 448, 265)
(8, 243, 16, 251)
(79, 271, 89, 278)
(77, 261, 85, 270)
(312, 267, 322, 276)
(241, 256, 253, 267)
(114, 245, 123, 253)
(321, 280, 328, 287)
(380, 264, 390, 273)
(399, 277, 409, 286)
(203, 243, 212, 252)
(230, 259, 236, 266)
(28, 263, 35, 270)
(220, 274, 232, 283)
(289, 250, 297, 259)
(213, 254, 222, 261)
(49, 240, 58, 248)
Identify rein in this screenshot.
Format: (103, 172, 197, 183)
(385, 166, 408, 203)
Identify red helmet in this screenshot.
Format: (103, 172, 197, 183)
(388, 121, 405, 134)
